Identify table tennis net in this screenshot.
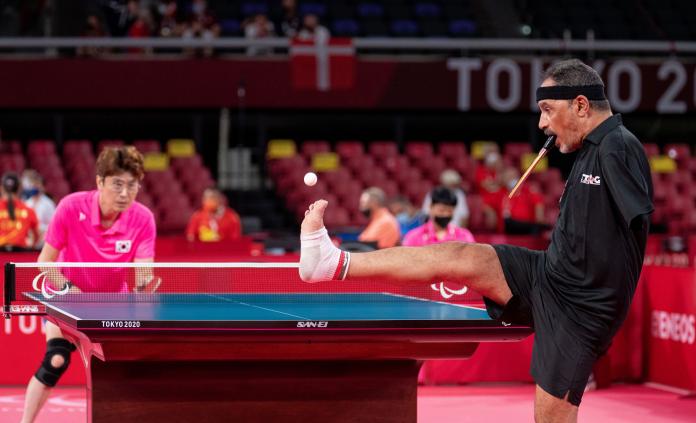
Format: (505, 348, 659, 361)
(4, 262, 482, 313)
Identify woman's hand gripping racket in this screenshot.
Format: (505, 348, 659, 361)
(134, 275, 162, 293)
(508, 135, 556, 199)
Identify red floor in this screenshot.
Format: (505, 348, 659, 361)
(1, 384, 694, 422)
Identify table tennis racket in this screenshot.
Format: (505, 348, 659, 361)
(134, 276, 162, 293)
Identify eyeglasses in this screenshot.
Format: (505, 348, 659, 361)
(104, 179, 140, 194)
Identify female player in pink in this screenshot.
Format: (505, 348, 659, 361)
(21, 146, 156, 423)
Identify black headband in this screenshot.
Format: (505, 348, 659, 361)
(536, 84, 606, 102)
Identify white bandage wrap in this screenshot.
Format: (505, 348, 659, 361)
(299, 227, 350, 282)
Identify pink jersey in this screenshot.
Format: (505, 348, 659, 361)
(402, 220, 475, 247)
(44, 190, 156, 292)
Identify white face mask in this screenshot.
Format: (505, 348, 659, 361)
(21, 177, 35, 190)
(484, 152, 500, 167)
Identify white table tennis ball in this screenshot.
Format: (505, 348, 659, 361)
(303, 172, 318, 186)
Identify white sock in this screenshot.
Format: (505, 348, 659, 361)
(299, 227, 350, 282)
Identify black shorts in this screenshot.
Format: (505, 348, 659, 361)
(484, 244, 606, 406)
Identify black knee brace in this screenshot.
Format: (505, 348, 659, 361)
(35, 338, 76, 387)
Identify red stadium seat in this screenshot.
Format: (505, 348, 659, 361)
(376, 180, 399, 199)
(171, 155, 203, 174)
(368, 141, 399, 161)
(335, 182, 363, 208)
(0, 140, 22, 154)
(350, 209, 369, 226)
(344, 155, 376, 176)
(382, 155, 410, 177)
(267, 156, 307, 179)
(29, 152, 60, 167)
(98, 139, 126, 152)
(323, 206, 351, 227)
(133, 139, 161, 153)
(405, 141, 434, 161)
(136, 192, 156, 212)
(358, 167, 389, 186)
(0, 154, 26, 173)
(642, 143, 659, 157)
(321, 167, 352, 189)
(439, 141, 468, 160)
(404, 180, 432, 205)
(37, 166, 66, 182)
(664, 143, 691, 162)
(466, 194, 486, 232)
(28, 140, 56, 156)
(397, 167, 425, 190)
(156, 194, 191, 211)
(44, 178, 71, 201)
(71, 178, 95, 192)
(63, 140, 93, 156)
(158, 208, 193, 233)
(301, 140, 331, 159)
(335, 140, 364, 159)
(421, 155, 448, 183)
(503, 142, 532, 167)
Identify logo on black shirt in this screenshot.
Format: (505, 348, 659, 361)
(580, 174, 601, 185)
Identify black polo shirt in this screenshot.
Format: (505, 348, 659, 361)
(545, 114, 653, 340)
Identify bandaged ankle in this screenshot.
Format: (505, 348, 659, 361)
(299, 227, 350, 282)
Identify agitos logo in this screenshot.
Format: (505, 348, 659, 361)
(32, 271, 69, 299)
(431, 282, 468, 299)
(651, 310, 695, 345)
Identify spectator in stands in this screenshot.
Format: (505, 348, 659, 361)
(500, 166, 550, 235)
(273, 0, 301, 38)
(127, 6, 155, 54)
(108, 0, 140, 37)
(404, 187, 475, 246)
(388, 195, 425, 237)
(243, 13, 275, 56)
(21, 169, 56, 247)
(78, 14, 109, 57)
(357, 187, 400, 249)
(422, 169, 470, 228)
(183, 0, 220, 57)
(0, 172, 39, 250)
(298, 14, 330, 44)
(476, 149, 505, 230)
(156, 0, 181, 38)
(186, 188, 241, 242)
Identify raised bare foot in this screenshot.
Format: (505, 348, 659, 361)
(299, 200, 350, 282)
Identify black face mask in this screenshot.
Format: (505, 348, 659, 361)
(434, 216, 452, 228)
(360, 208, 372, 219)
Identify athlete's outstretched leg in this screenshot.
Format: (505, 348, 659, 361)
(299, 200, 512, 305)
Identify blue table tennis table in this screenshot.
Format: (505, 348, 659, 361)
(30, 292, 532, 423)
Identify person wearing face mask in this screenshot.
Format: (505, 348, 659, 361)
(499, 166, 550, 235)
(388, 196, 426, 237)
(422, 169, 469, 228)
(20, 169, 56, 247)
(186, 188, 241, 242)
(403, 187, 475, 247)
(357, 187, 400, 249)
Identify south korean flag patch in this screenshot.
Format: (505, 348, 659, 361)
(115, 240, 132, 253)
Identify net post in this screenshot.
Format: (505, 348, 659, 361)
(3, 262, 16, 318)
